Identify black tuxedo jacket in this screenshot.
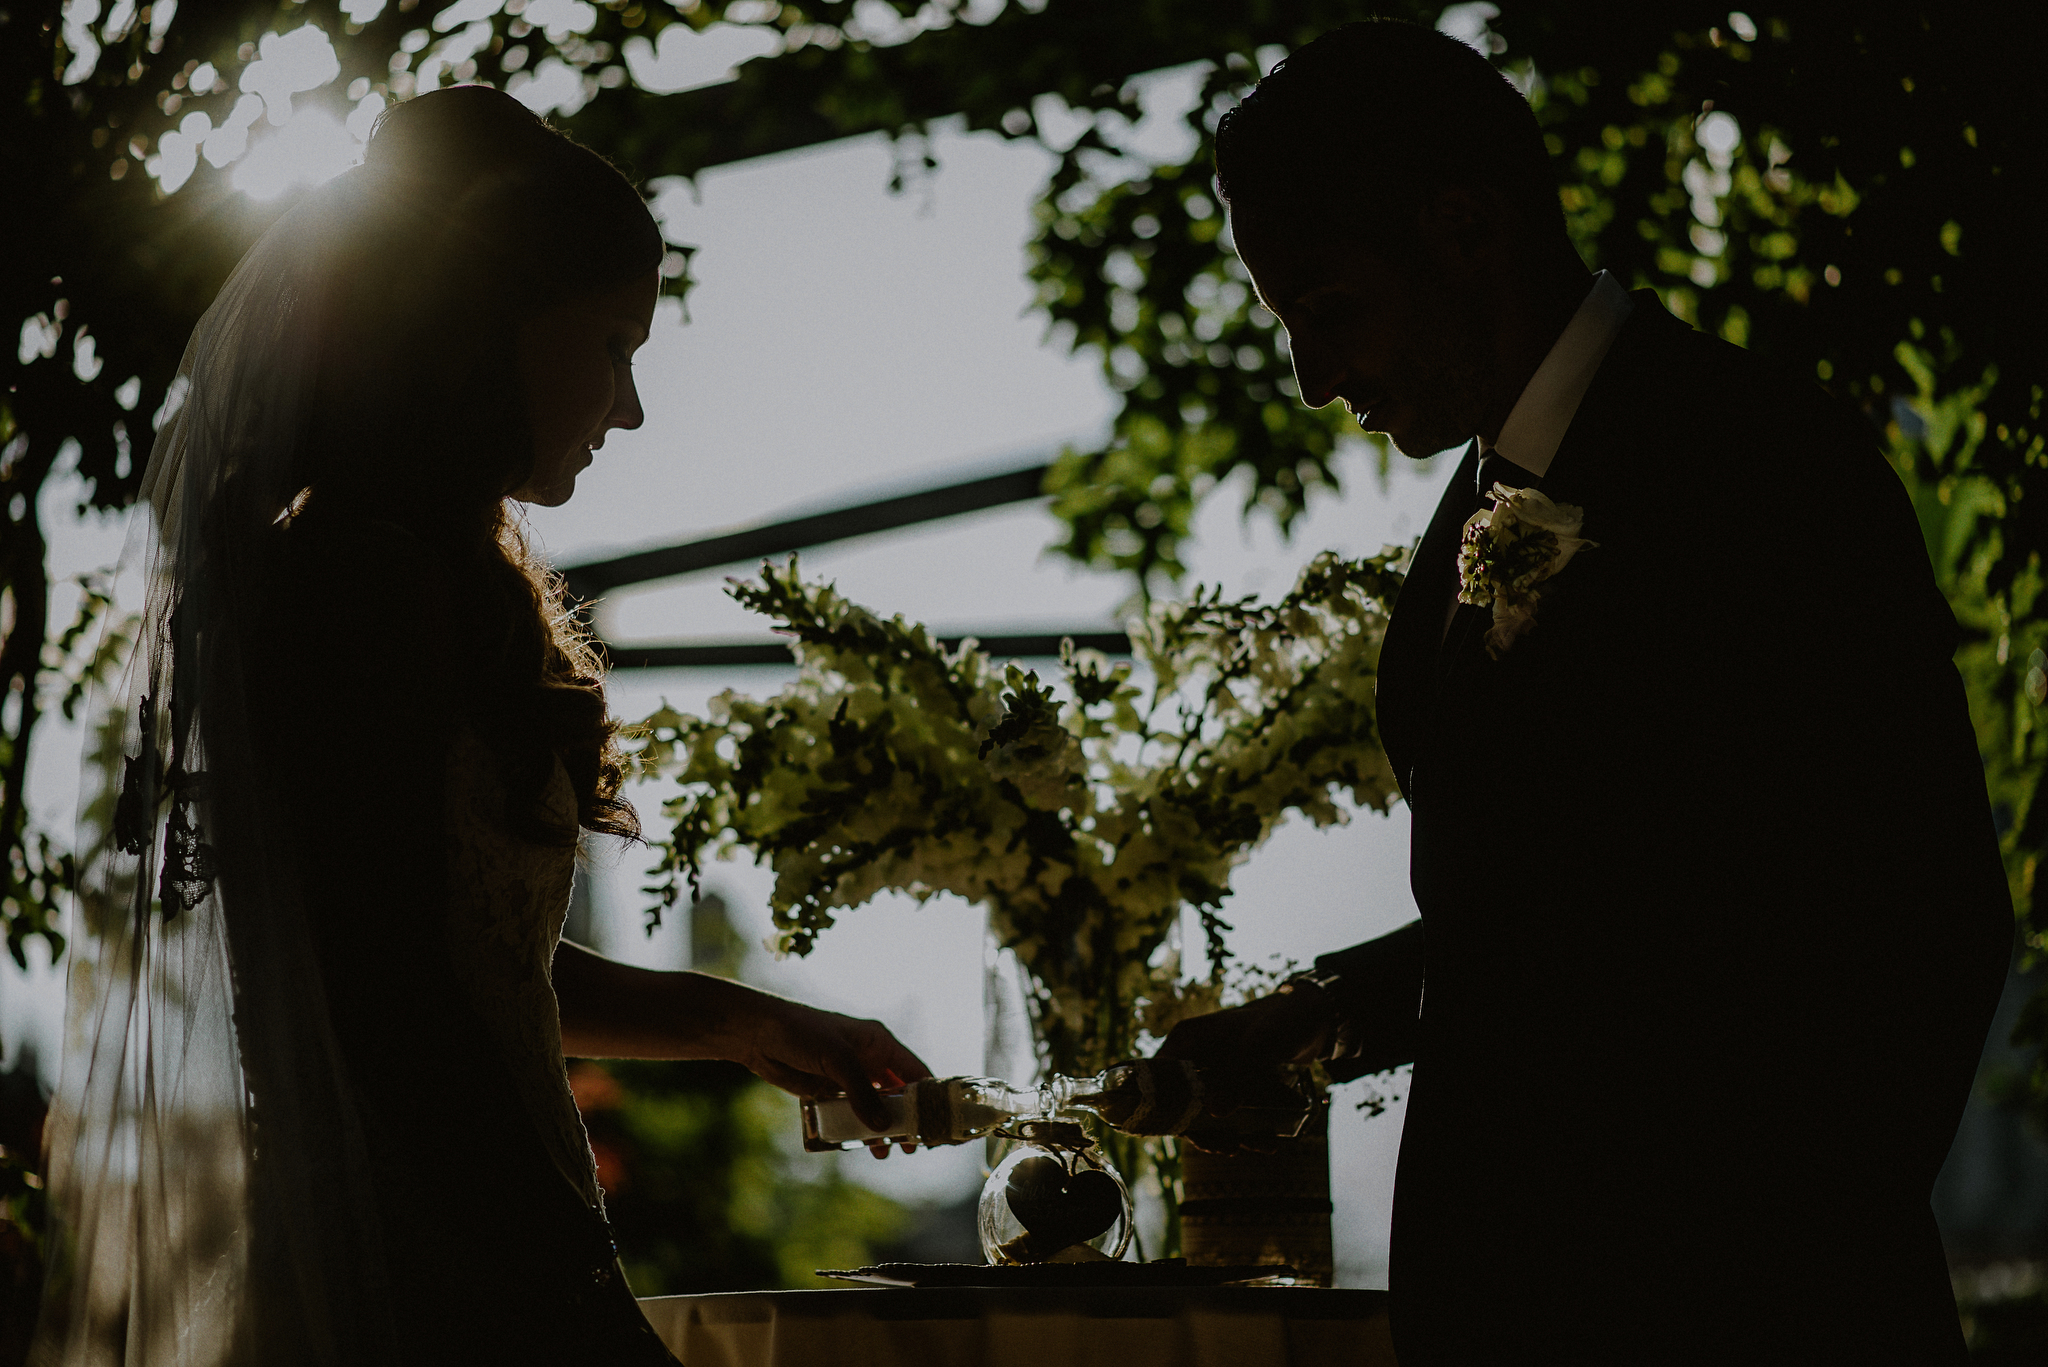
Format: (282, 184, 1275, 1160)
(1315, 293, 2010, 1364)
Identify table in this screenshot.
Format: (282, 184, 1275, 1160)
(636, 1286, 1394, 1367)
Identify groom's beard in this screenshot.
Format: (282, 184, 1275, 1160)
(1352, 345, 1493, 460)
(1360, 348, 1492, 459)
(1355, 280, 1497, 460)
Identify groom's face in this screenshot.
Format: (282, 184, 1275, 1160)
(1233, 210, 1494, 460)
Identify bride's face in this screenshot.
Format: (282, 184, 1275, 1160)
(512, 268, 660, 506)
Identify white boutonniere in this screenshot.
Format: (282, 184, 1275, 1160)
(1456, 483, 1595, 658)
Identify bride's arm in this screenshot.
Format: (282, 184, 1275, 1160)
(552, 940, 929, 1131)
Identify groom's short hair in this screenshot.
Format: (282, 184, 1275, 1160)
(1215, 20, 1561, 257)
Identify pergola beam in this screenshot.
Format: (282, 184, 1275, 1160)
(560, 459, 1134, 667)
(601, 630, 1131, 670)
(561, 461, 1052, 599)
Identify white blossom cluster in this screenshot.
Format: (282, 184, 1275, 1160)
(629, 548, 1406, 1074)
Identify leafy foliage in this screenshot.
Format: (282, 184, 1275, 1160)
(13, 0, 2048, 1126)
(1026, 56, 1386, 590)
(632, 549, 1404, 1075)
(570, 1057, 906, 1293)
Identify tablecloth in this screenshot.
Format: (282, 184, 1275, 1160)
(636, 1286, 1394, 1367)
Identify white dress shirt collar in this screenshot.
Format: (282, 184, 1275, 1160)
(1481, 270, 1634, 478)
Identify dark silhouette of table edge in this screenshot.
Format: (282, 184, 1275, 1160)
(639, 1285, 1389, 1324)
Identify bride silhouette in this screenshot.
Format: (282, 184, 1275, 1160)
(35, 86, 928, 1365)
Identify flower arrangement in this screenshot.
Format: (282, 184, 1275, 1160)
(1456, 484, 1595, 657)
(628, 550, 1407, 1086)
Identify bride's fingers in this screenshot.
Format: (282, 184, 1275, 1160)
(816, 1049, 894, 1130)
(842, 1026, 922, 1079)
(751, 1008, 930, 1132)
(755, 1062, 908, 1161)
(751, 1058, 835, 1099)
(844, 1019, 932, 1086)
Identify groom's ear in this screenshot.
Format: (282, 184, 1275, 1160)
(1414, 184, 1516, 276)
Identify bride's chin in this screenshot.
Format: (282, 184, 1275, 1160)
(513, 476, 577, 508)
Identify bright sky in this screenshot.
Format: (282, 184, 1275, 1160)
(14, 7, 1470, 1287)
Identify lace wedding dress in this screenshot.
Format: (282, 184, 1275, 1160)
(397, 724, 677, 1363)
(241, 525, 680, 1365)
(442, 727, 607, 1216)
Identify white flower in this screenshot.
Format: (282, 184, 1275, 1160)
(1496, 485, 1582, 535)
(1457, 484, 1596, 657)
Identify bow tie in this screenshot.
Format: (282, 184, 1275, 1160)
(1475, 450, 1541, 501)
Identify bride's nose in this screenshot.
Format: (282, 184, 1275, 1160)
(608, 370, 646, 434)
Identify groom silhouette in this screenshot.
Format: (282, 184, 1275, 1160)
(1158, 20, 2011, 1364)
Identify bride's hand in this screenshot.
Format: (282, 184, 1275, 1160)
(720, 991, 933, 1158)
(550, 948, 932, 1157)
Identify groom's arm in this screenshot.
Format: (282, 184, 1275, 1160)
(1307, 919, 1427, 1081)
(1156, 919, 1426, 1083)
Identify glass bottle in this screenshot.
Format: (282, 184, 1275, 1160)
(1057, 1059, 1318, 1141)
(800, 1075, 1047, 1151)
(800, 1061, 1316, 1150)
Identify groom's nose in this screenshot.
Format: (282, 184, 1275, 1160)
(1288, 333, 1344, 410)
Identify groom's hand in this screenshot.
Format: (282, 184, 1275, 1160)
(1157, 980, 1339, 1078)
(1154, 982, 1338, 1155)
(1155, 981, 1337, 1132)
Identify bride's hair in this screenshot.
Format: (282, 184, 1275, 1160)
(289, 86, 659, 843)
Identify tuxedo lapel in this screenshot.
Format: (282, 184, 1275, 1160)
(1442, 596, 1490, 667)
(1437, 296, 1691, 678)
(1378, 297, 1693, 803)
(1376, 441, 1480, 802)
(1532, 292, 1689, 510)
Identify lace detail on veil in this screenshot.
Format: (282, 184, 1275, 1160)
(36, 179, 388, 1367)
(442, 728, 603, 1211)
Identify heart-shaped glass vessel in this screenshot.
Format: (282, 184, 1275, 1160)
(977, 1138, 1133, 1265)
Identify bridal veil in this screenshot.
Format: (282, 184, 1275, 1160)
(36, 170, 404, 1365)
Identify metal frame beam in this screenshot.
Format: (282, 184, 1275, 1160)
(601, 631, 1131, 670)
(561, 462, 1051, 599)
(559, 460, 1134, 668)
